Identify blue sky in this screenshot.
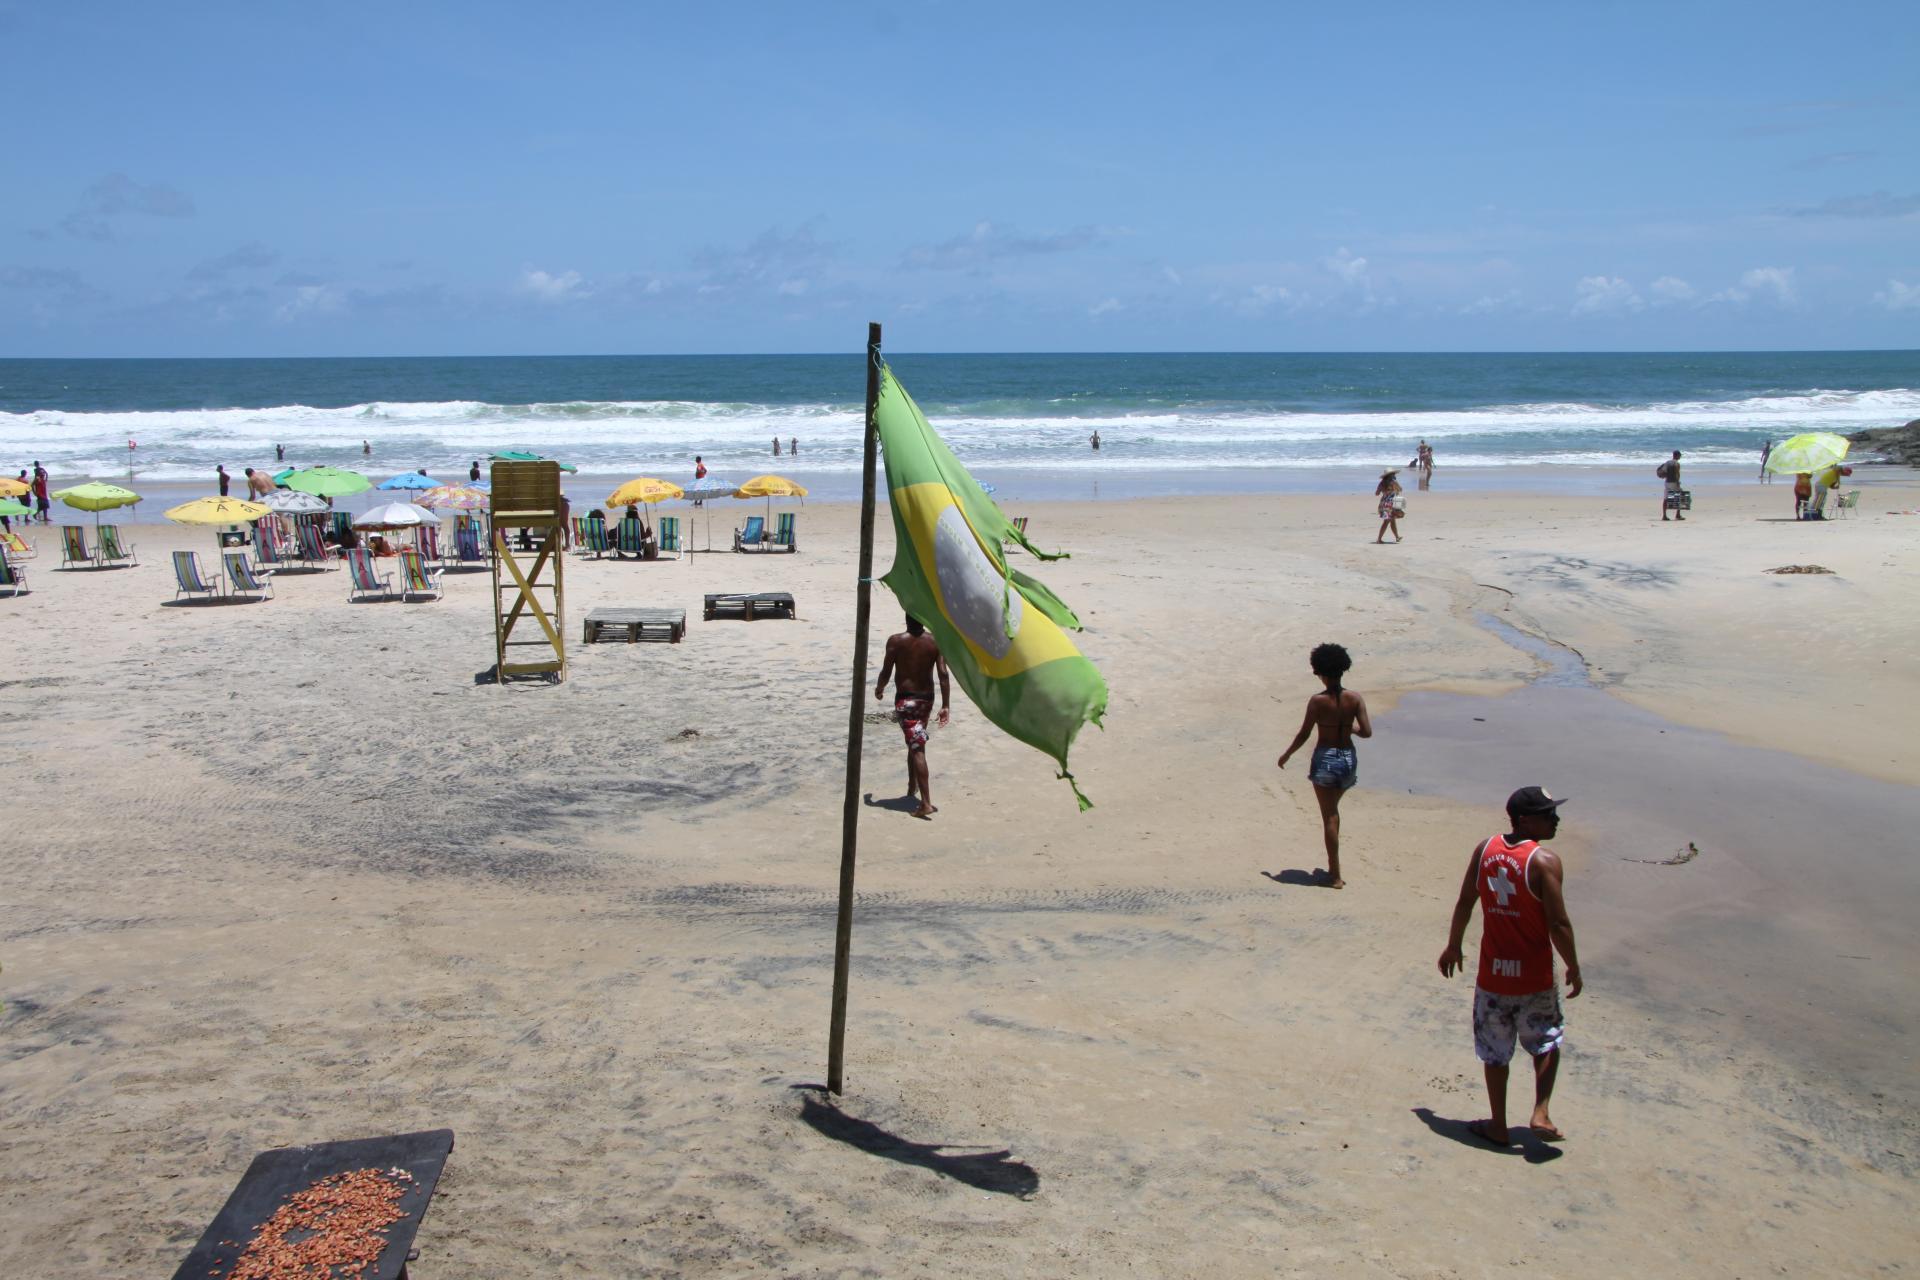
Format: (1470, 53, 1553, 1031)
(3, 0, 1915, 355)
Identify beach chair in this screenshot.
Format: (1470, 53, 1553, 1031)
(60, 525, 95, 569)
(171, 550, 223, 602)
(98, 523, 138, 567)
(295, 520, 336, 569)
(453, 518, 487, 566)
(398, 547, 443, 600)
(2, 530, 34, 560)
(329, 510, 352, 545)
(732, 515, 765, 552)
(1012, 516, 1029, 537)
(657, 515, 682, 558)
(771, 511, 797, 552)
(612, 515, 649, 558)
(579, 516, 609, 559)
(224, 551, 274, 601)
(415, 523, 442, 563)
(1834, 490, 1860, 518)
(0, 552, 26, 596)
(346, 548, 395, 602)
(571, 516, 588, 548)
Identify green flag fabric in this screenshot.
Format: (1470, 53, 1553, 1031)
(875, 363, 1108, 808)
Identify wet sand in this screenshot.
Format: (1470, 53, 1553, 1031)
(2, 470, 1917, 1276)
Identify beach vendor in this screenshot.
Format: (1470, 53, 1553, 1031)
(1658, 450, 1685, 522)
(1808, 463, 1851, 520)
(874, 615, 951, 820)
(1375, 469, 1403, 543)
(1276, 642, 1373, 889)
(1437, 787, 1584, 1148)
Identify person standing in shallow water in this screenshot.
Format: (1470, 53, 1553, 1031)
(1276, 643, 1372, 888)
(772, 437, 781, 457)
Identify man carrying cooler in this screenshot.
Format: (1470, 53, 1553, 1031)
(1437, 786, 1583, 1147)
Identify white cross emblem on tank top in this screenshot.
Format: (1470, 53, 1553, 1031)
(1488, 865, 1517, 908)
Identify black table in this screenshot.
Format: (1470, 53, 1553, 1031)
(169, 1129, 454, 1280)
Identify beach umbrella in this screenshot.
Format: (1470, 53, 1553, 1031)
(51, 481, 142, 548)
(377, 471, 437, 492)
(283, 466, 373, 498)
(272, 467, 297, 486)
(681, 475, 744, 551)
(417, 484, 488, 511)
(490, 450, 578, 473)
(606, 477, 685, 507)
(264, 489, 328, 515)
(165, 497, 271, 525)
(734, 473, 809, 525)
(165, 496, 271, 558)
(0, 476, 27, 498)
(1764, 432, 1850, 475)
(0, 497, 29, 518)
(354, 501, 440, 530)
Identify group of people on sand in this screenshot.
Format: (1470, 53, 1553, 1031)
(5, 462, 52, 529)
(874, 618, 1577, 1150)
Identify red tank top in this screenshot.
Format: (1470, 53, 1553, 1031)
(1475, 835, 1554, 994)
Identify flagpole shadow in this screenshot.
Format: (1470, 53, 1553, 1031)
(792, 1087, 1040, 1198)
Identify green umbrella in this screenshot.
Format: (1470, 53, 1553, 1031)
(272, 467, 297, 485)
(0, 498, 29, 518)
(51, 482, 143, 551)
(282, 466, 373, 498)
(1763, 432, 1850, 475)
(490, 450, 579, 473)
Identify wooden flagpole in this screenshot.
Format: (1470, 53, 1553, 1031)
(828, 322, 883, 1094)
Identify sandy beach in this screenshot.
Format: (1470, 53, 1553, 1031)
(3, 469, 1918, 1276)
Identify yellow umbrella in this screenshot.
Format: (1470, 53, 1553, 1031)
(164, 497, 272, 525)
(166, 496, 273, 558)
(606, 477, 685, 507)
(1763, 432, 1850, 475)
(733, 474, 808, 499)
(0, 476, 27, 498)
(734, 474, 808, 528)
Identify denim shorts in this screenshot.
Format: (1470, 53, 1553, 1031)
(1308, 746, 1357, 790)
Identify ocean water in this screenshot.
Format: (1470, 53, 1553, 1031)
(1, 352, 1913, 501)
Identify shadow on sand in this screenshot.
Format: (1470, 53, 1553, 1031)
(1412, 1106, 1563, 1164)
(861, 791, 921, 814)
(1262, 869, 1334, 888)
(794, 1088, 1039, 1198)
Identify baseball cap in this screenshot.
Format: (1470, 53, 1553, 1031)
(1506, 786, 1567, 816)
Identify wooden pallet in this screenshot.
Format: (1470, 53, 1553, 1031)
(583, 606, 686, 643)
(703, 591, 796, 621)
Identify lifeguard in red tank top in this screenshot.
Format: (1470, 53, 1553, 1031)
(1476, 835, 1554, 994)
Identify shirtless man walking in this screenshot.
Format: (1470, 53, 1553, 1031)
(874, 615, 951, 819)
(1276, 642, 1372, 887)
(1437, 787, 1583, 1147)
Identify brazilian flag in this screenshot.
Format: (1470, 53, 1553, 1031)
(876, 363, 1108, 808)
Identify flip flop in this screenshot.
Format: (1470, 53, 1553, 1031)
(1466, 1120, 1513, 1148)
(1530, 1123, 1565, 1142)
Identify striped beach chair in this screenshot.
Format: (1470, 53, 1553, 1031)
(657, 515, 682, 558)
(224, 551, 274, 601)
(771, 511, 797, 552)
(329, 510, 352, 545)
(346, 548, 395, 602)
(296, 521, 335, 569)
(60, 525, 95, 568)
(579, 516, 609, 558)
(453, 517, 486, 566)
(2, 529, 35, 560)
(415, 523, 442, 563)
(398, 548, 443, 600)
(98, 524, 138, 567)
(0, 551, 27, 596)
(253, 517, 290, 568)
(172, 550, 223, 601)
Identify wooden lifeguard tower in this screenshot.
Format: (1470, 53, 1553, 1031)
(488, 460, 568, 681)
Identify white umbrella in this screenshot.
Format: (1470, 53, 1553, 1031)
(265, 489, 329, 514)
(354, 501, 441, 529)
(682, 476, 744, 551)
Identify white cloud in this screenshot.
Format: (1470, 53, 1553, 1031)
(1875, 279, 1920, 311)
(1088, 297, 1123, 317)
(1325, 247, 1369, 285)
(520, 268, 588, 303)
(1649, 276, 1696, 304)
(1221, 283, 1300, 317)
(1459, 290, 1521, 315)
(1709, 266, 1796, 307)
(1571, 276, 1643, 315)
(777, 278, 808, 296)
(275, 284, 344, 322)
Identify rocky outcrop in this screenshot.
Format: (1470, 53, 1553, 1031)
(1848, 418, 1920, 465)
